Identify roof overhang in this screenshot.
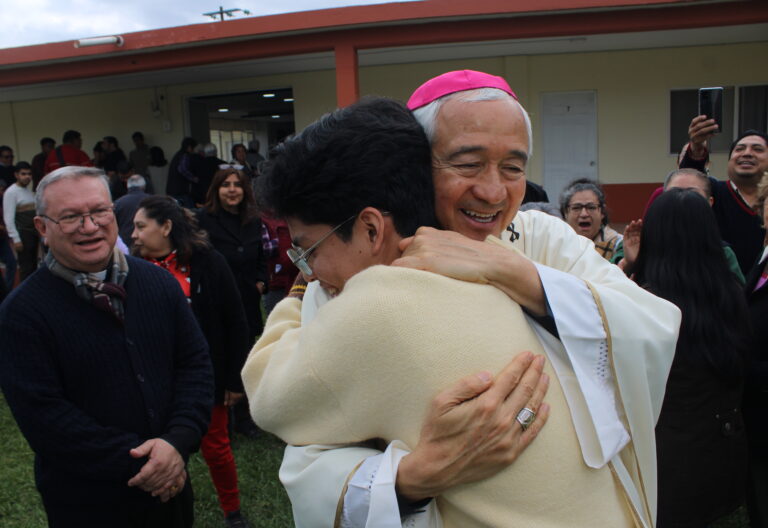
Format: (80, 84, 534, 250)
(0, 0, 764, 93)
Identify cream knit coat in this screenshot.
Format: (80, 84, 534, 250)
(244, 265, 635, 527)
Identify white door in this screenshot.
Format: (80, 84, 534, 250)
(541, 91, 598, 202)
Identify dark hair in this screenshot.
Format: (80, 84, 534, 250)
(0, 145, 12, 155)
(132, 131, 144, 141)
(92, 142, 104, 153)
(149, 146, 167, 167)
(40, 137, 55, 148)
(103, 136, 118, 148)
(62, 130, 81, 143)
(257, 96, 436, 240)
(664, 168, 711, 198)
(634, 188, 750, 381)
(205, 168, 258, 225)
(181, 137, 197, 151)
(14, 161, 31, 172)
(135, 196, 211, 265)
(231, 143, 246, 159)
(116, 160, 133, 174)
(729, 129, 768, 157)
(559, 178, 610, 225)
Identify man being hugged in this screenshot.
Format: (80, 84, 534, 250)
(243, 96, 679, 528)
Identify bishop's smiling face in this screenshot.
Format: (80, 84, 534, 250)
(430, 97, 529, 241)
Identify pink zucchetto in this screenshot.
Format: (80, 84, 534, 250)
(406, 70, 518, 110)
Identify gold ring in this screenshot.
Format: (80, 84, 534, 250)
(170, 485, 179, 492)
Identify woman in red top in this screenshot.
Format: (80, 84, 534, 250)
(132, 196, 252, 528)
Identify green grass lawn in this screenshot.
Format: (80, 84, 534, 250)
(0, 392, 753, 528)
(0, 392, 293, 528)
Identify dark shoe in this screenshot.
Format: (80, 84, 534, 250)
(225, 510, 252, 528)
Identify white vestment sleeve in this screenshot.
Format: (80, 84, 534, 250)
(533, 263, 630, 467)
(508, 210, 680, 525)
(341, 441, 442, 528)
(281, 444, 382, 528)
(342, 454, 384, 528)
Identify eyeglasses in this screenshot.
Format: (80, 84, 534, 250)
(287, 215, 356, 276)
(567, 203, 600, 213)
(40, 207, 115, 233)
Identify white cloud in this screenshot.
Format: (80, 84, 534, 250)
(1, 0, 413, 49)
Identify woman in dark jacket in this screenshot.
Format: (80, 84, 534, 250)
(132, 195, 251, 528)
(197, 167, 268, 345)
(633, 188, 751, 528)
(743, 173, 768, 528)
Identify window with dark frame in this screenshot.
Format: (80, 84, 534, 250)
(670, 85, 768, 155)
(739, 85, 768, 134)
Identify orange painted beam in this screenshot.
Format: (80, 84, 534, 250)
(0, 35, 333, 87)
(335, 44, 359, 107)
(0, 0, 701, 67)
(1, 0, 766, 88)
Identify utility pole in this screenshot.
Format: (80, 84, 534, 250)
(202, 6, 251, 22)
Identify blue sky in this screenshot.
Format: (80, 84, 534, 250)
(2, 0, 409, 49)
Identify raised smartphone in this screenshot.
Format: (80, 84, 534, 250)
(698, 87, 723, 133)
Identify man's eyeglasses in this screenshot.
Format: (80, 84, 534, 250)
(287, 215, 356, 276)
(40, 207, 115, 234)
(567, 203, 600, 213)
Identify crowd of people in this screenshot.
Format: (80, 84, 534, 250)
(0, 69, 766, 528)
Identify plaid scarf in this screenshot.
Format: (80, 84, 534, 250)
(45, 249, 129, 322)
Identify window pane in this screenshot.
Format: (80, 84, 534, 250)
(739, 85, 768, 133)
(670, 90, 695, 154)
(670, 87, 734, 154)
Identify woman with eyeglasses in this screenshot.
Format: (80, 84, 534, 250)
(559, 178, 622, 261)
(131, 195, 252, 528)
